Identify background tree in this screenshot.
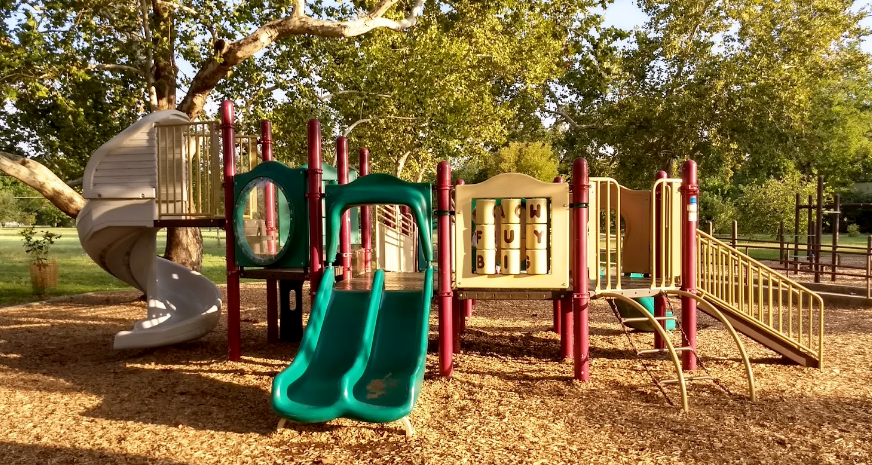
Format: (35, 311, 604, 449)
(485, 142, 559, 182)
(0, 0, 429, 269)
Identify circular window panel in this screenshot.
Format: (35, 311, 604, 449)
(234, 177, 294, 266)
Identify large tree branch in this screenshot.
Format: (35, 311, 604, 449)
(0, 152, 85, 218)
(543, 108, 602, 130)
(177, 0, 425, 118)
(89, 63, 148, 77)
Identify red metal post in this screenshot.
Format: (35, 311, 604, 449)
(307, 120, 324, 303)
(553, 176, 564, 334)
(220, 101, 241, 361)
(261, 120, 276, 255)
(572, 159, 590, 380)
(436, 161, 454, 376)
(260, 120, 278, 343)
(452, 294, 462, 353)
(337, 137, 351, 281)
(653, 170, 668, 350)
(359, 148, 372, 273)
(680, 160, 699, 370)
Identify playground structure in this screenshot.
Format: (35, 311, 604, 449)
(74, 101, 827, 434)
(76, 104, 419, 353)
(435, 159, 825, 410)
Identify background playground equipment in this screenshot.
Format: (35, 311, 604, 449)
(614, 297, 676, 332)
(75, 101, 419, 356)
(436, 159, 824, 410)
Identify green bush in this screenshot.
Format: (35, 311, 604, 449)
(735, 173, 816, 236)
(847, 223, 860, 237)
(20, 226, 61, 265)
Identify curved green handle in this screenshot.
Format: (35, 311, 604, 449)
(324, 174, 432, 267)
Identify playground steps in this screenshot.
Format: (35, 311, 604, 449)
(696, 231, 824, 368)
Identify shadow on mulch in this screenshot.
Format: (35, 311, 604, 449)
(0, 441, 192, 465)
(0, 305, 289, 435)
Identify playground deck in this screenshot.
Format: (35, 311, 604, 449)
(0, 285, 868, 464)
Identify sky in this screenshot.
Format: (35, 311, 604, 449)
(597, 0, 872, 54)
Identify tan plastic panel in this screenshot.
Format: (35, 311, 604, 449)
(455, 173, 569, 289)
(619, 187, 652, 274)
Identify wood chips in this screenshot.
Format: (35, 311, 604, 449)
(1, 283, 870, 464)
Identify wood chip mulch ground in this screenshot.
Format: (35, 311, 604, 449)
(1, 283, 870, 464)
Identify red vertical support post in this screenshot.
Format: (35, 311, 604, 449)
(653, 171, 668, 350)
(261, 120, 276, 254)
(572, 159, 589, 379)
(261, 120, 278, 343)
(680, 160, 699, 371)
(436, 161, 454, 377)
(337, 138, 351, 281)
(220, 101, 241, 361)
(307, 121, 324, 304)
(552, 176, 564, 334)
(359, 148, 373, 273)
(814, 175, 824, 283)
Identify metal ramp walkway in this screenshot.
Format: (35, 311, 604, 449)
(696, 231, 824, 368)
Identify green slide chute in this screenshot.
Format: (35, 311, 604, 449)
(272, 173, 433, 426)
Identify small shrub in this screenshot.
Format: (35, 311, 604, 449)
(20, 226, 61, 266)
(847, 223, 860, 237)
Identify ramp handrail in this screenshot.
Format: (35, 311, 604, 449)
(696, 230, 824, 366)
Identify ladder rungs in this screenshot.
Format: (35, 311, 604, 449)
(660, 376, 713, 384)
(621, 316, 676, 324)
(637, 347, 693, 355)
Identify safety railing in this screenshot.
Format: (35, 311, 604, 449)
(650, 178, 682, 289)
(155, 121, 222, 218)
(589, 177, 684, 294)
(376, 204, 418, 238)
(589, 177, 623, 291)
(374, 204, 418, 272)
(235, 135, 261, 219)
(696, 230, 824, 365)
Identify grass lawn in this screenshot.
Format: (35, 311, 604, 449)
(711, 232, 872, 261)
(0, 227, 228, 307)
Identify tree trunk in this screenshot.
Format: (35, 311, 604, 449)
(0, 151, 85, 218)
(148, 1, 203, 270)
(151, 0, 177, 110)
(163, 227, 204, 271)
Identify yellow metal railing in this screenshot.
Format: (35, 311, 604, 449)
(235, 135, 260, 219)
(155, 121, 222, 218)
(650, 178, 682, 289)
(697, 230, 824, 365)
(588, 177, 683, 294)
(589, 177, 622, 291)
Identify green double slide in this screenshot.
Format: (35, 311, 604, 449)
(271, 266, 432, 423)
(272, 172, 433, 425)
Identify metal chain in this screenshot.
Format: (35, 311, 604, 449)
(606, 299, 675, 407)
